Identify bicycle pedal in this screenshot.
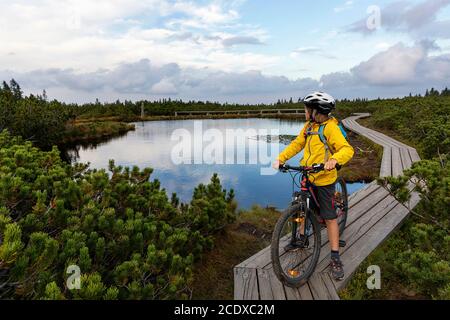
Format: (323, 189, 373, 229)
(339, 240, 346, 247)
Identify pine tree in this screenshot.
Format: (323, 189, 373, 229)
(9, 79, 22, 100)
(0, 131, 237, 299)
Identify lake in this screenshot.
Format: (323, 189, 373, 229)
(66, 118, 365, 209)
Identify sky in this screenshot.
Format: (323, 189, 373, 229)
(1, 0, 450, 103)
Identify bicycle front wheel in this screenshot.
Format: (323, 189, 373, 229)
(271, 202, 321, 288)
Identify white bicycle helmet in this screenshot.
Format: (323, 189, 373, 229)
(302, 91, 336, 114)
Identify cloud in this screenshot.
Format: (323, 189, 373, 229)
(222, 36, 264, 47)
(351, 43, 427, 85)
(349, 41, 450, 86)
(291, 47, 337, 59)
(0, 59, 318, 103)
(164, 1, 240, 29)
(167, 32, 195, 42)
(319, 41, 450, 97)
(334, 0, 354, 13)
(0, 0, 269, 74)
(292, 47, 322, 54)
(1, 59, 180, 94)
(151, 78, 178, 95)
(1, 42, 449, 103)
(320, 71, 359, 89)
(346, 0, 450, 38)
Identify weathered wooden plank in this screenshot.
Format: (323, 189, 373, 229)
(359, 126, 406, 148)
(308, 273, 336, 300)
(344, 120, 374, 137)
(380, 146, 392, 177)
(283, 285, 301, 300)
(346, 186, 390, 225)
(256, 269, 274, 300)
(247, 234, 294, 269)
(298, 282, 314, 300)
(332, 192, 421, 291)
(341, 196, 399, 249)
(236, 245, 271, 269)
(400, 147, 412, 170)
(321, 273, 340, 300)
(234, 267, 259, 300)
(345, 116, 411, 150)
(409, 147, 421, 163)
(406, 148, 414, 166)
(356, 129, 398, 148)
(369, 129, 412, 150)
(348, 181, 381, 209)
(391, 147, 403, 177)
(234, 267, 245, 299)
(267, 268, 286, 300)
(352, 113, 371, 118)
(350, 129, 397, 150)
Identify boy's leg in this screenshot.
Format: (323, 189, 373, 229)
(316, 183, 338, 246)
(316, 183, 344, 280)
(325, 219, 339, 252)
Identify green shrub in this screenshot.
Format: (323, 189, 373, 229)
(0, 130, 236, 299)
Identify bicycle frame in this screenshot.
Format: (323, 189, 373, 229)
(285, 162, 343, 226)
(283, 164, 324, 239)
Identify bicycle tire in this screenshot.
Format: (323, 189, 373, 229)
(334, 177, 348, 236)
(271, 202, 321, 288)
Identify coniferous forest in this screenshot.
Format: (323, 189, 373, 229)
(0, 79, 449, 299)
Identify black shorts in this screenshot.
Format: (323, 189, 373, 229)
(313, 183, 336, 220)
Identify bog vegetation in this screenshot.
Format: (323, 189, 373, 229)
(338, 91, 450, 300)
(0, 131, 236, 299)
(0, 79, 449, 299)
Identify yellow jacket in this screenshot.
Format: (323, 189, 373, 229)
(277, 117, 354, 186)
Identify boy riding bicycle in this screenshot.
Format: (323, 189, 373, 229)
(272, 91, 354, 280)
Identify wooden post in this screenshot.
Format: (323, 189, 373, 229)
(141, 103, 145, 119)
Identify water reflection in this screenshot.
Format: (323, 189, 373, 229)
(64, 118, 366, 209)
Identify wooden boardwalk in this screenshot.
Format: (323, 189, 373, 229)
(174, 109, 305, 116)
(234, 113, 421, 300)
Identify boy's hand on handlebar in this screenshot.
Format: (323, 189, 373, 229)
(324, 158, 338, 171)
(272, 160, 281, 170)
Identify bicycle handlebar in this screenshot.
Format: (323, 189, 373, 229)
(279, 163, 341, 173)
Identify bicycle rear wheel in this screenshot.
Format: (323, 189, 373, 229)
(271, 202, 321, 288)
(334, 177, 348, 236)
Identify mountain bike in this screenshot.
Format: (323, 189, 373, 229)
(271, 163, 348, 288)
